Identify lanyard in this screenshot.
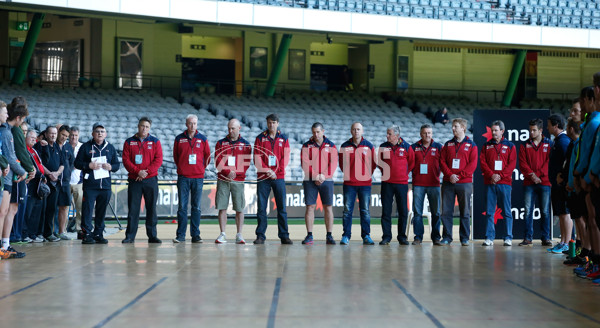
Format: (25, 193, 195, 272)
(492, 142, 504, 160)
(454, 138, 466, 158)
(419, 143, 432, 163)
(187, 133, 197, 155)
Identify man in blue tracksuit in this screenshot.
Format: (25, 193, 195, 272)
(74, 123, 120, 244)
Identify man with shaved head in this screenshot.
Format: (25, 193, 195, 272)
(338, 122, 376, 245)
(172, 114, 211, 243)
(214, 119, 252, 244)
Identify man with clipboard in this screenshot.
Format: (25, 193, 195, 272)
(74, 122, 120, 244)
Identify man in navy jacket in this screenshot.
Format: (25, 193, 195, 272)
(74, 123, 120, 244)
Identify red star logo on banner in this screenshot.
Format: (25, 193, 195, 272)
(482, 126, 493, 142)
(207, 187, 217, 208)
(482, 207, 504, 224)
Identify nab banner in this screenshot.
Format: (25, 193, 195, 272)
(472, 109, 550, 240)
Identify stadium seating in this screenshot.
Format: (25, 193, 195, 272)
(228, 0, 599, 29)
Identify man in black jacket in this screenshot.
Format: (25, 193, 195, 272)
(74, 123, 120, 244)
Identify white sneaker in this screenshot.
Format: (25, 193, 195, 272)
(215, 232, 227, 244)
(503, 239, 512, 246)
(482, 239, 493, 246)
(33, 236, 45, 243)
(236, 233, 245, 244)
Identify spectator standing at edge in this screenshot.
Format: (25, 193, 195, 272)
(172, 114, 210, 244)
(253, 113, 292, 245)
(300, 122, 338, 245)
(439, 118, 478, 246)
(214, 118, 252, 244)
(410, 124, 443, 245)
(68, 126, 83, 237)
(377, 125, 414, 245)
(338, 122, 376, 245)
(122, 117, 163, 244)
(518, 118, 553, 247)
(74, 122, 120, 244)
(480, 120, 517, 247)
(34, 126, 64, 242)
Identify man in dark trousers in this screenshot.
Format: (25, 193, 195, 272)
(74, 123, 120, 244)
(122, 117, 163, 244)
(378, 125, 414, 245)
(34, 126, 64, 242)
(253, 113, 292, 245)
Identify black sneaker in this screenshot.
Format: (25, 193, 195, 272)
(122, 239, 134, 244)
(379, 239, 391, 245)
(564, 256, 587, 265)
(281, 237, 293, 245)
(7, 246, 25, 258)
(94, 236, 109, 244)
(398, 239, 410, 245)
(412, 239, 422, 245)
(432, 239, 442, 246)
(253, 237, 265, 244)
(148, 237, 162, 244)
(541, 240, 553, 247)
(326, 235, 336, 245)
(191, 236, 203, 243)
(82, 236, 96, 244)
(518, 239, 533, 246)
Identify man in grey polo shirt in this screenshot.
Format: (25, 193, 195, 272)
(213, 119, 252, 244)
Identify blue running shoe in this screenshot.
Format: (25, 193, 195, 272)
(340, 236, 350, 245)
(301, 235, 314, 245)
(363, 235, 374, 245)
(551, 243, 569, 254)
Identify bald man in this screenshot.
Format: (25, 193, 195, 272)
(214, 119, 252, 244)
(338, 122, 376, 245)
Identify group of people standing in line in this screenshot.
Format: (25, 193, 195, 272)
(2, 72, 600, 277)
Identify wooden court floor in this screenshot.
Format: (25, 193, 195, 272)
(0, 223, 599, 328)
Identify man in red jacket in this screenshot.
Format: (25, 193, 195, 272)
(122, 117, 163, 244)
(339, 122, 376, 245)
(300, 122, 338, 245)
(440, 118, 478, 246)
(378, 125, 414, 245)
(411, 124, 443, 245)
(518, 118, 552, 246)
(214, 119, 252, 244)
(253, 114, 292, 244)
(481, 120, 517, 246)
(172, 114, 211, 243)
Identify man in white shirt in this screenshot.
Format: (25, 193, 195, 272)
(67, 126, 83, 237)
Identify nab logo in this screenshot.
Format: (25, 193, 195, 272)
(482, 126, 529, 142)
